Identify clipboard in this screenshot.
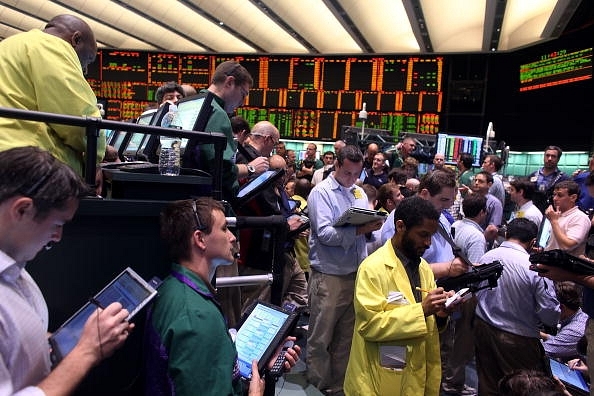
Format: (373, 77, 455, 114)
(334, 207, 387, 227)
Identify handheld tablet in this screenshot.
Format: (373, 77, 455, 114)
(48, 267, 158, 364)
(536, 218, 552, 249)
(235, 301, 299, 380)
(235, 169, 285, 208)
(334, 207, 387, 227)
(549, 358, 589, 395)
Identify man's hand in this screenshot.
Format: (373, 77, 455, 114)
(356, 219, 383, 235)
(545, 205, 561, 222)
(249, 157, 270, 175)
(421, 287, 451, 317)
(267, 336, 301, 373)
(76, 302, 133, 364)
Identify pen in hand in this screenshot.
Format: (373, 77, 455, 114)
(415, 287, 430, 293)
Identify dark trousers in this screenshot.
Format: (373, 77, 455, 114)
(474, 317, 548, 396)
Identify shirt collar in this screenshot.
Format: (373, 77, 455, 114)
(0, 250, 24, 283)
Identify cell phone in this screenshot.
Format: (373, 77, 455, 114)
(268, 340, 294, 377)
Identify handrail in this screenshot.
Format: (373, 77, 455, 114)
(0, 106, 227, 200)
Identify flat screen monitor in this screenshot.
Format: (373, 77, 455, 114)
(122, 133, 147, 158)
(173, 92, 214, 132)
(110, 131, 128, 151)
(436, 133, 483, 167)
(136, 109, 156, 125)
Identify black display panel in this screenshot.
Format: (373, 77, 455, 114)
(90, 51, 444, 139)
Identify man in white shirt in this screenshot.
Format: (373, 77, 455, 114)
(544, 180, 591, 256)
(0, 146, 132, 396)
(508, 177, 543, 227)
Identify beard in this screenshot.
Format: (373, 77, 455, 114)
(400, 233, 424, 266)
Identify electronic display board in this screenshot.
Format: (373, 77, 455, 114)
(519, 47, 592, 91)
(87, 51, 444, 140)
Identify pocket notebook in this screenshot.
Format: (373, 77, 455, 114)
(334, 207, 387, 227)
(235, 301, 299, 380)
(48, 267, 158, 364)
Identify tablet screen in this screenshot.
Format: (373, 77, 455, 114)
(235, 302, 295, 379)
(549, 358, 589, 393)
(537, 218, 552, 248)
(49, 267, 157, 363)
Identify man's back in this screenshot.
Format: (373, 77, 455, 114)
(0, 29, 104, 173)
(475, 241, 559, 337)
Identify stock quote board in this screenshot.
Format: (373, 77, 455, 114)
(519, 47, 592, 92)
(87, 51, 444, 141)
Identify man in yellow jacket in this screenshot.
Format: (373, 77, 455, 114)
(0, 15, 105, 175)
(345, 196, 453, 396)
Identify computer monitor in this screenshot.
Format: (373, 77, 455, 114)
(436, 133, 483, 167)
(110, 131, 128, 152)
(173, 92, 214, 132)
(136, 109, 156, 125)
(122, 133, 147, 160)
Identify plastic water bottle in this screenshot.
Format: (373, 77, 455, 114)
(159, 104, 181, 176)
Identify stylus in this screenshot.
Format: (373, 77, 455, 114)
(89, 297, 105, 309)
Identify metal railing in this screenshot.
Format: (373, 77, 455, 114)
(0, 106, 227, 200)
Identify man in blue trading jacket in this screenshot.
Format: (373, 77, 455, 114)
(306, 145, 383, 395)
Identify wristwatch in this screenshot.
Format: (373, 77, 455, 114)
(247, 164, 256, 176)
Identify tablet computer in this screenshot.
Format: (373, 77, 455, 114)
(537, 218, 552, 249)
(235, 169, 285, 208)
(48, 267, 158, 364)
(334, 207, 387, 227)
(549, 358, 589, 395)
(235, 301, 299, 380)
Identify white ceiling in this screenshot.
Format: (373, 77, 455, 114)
(0, 0, 588, 55)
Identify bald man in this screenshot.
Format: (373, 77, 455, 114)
(236, 121, 279, 165)
(0, 15, 106, 176)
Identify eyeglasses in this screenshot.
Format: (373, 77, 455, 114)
(191, 200, 207, 231)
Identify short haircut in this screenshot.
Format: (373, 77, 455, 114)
(418, 169, 456, 196)
(394, 196, 439, 229)
(555, 281, 582, 311)
(294, 178, 312, 198)
(155, 81, 184, 104)
(544, 145, 563, 159)
(510, 177, 535, 200)
(323, 151, 335, 159)
(0, 146, 90, 220)
(336, 145, 363, 166)
(230, 116, 250, 135)
(361, 184, 377, 202)
(476, 170, 494, 185)
(211, 60, 253, 88)
(462, 193, 487, 218)
(458, 152, 474, 169)
(388, 168, 408, 185)
(486, 155, 503, 171)
(498, 370, 565, 396)
(506, 218, 538, 243)
(377, 183, 398, 208)
(554, 180, 580, 196)
(160, 198, 225, 263)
